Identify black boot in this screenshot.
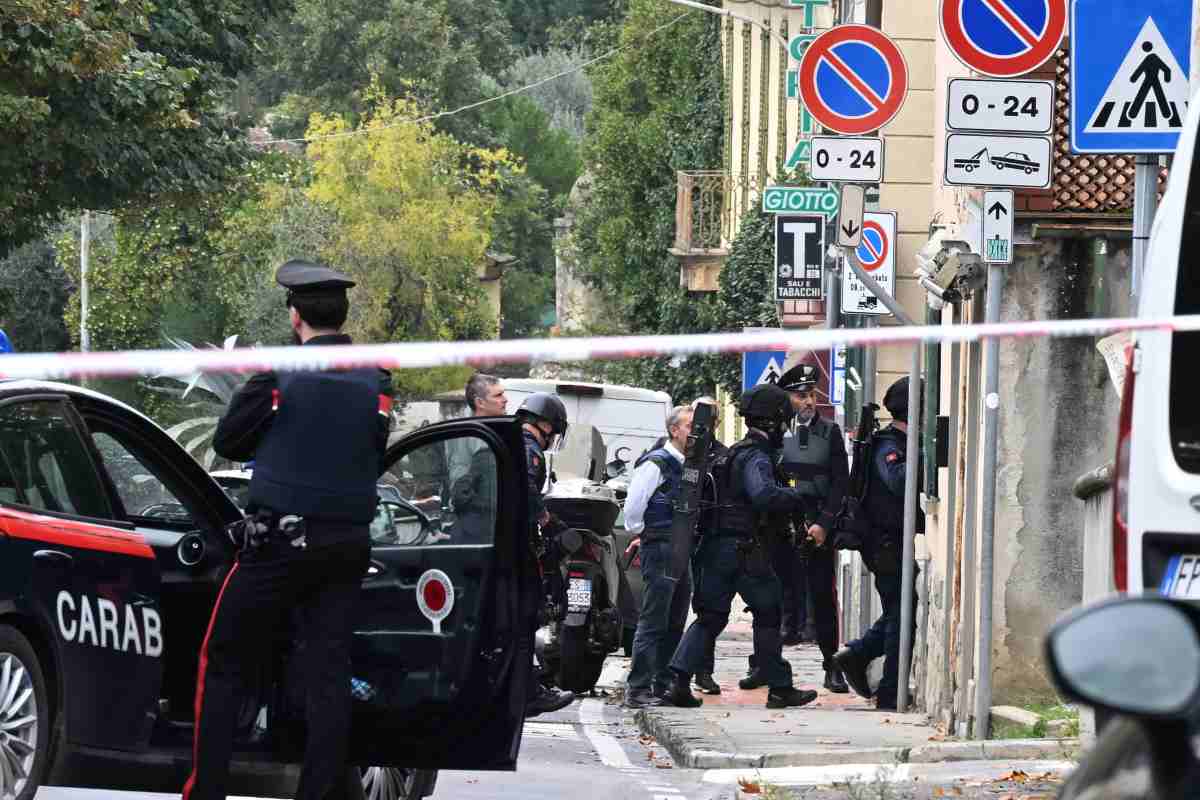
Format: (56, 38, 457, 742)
(526, 684, 576, 718)
(738, 670, 767, 690)
(663, 675, 703, 708)
(766, 687, 819, 709)
(832, 647, 872, 700)
(624, 688, 664, 709)
(694, 673, 722, 695)
(824, 668, 849, 694)
(781, 629, 803, 647)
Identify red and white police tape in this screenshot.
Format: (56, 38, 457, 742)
(2, 315, 1197, 381)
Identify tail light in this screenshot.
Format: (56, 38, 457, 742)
(1113, 345, 1136, 592)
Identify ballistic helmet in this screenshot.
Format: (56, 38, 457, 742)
(516, 392, 569, 436)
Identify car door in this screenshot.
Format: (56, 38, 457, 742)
(346, 416, 533, 770)
(0, 395, 163, 751)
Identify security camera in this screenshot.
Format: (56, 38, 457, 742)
(914, 231, 980, 301)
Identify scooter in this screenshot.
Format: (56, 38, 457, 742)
(535, 477, 626, 694)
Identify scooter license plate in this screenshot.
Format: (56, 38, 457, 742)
(567, 577, 592, 610)
(1162, 555, 1200, 599)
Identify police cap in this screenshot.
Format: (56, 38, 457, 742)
(778, 363, 819, 392)
(276, 259, 356, 296)
(738, 383, 792, 420)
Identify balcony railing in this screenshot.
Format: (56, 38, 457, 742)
(673, 170, 734, 254)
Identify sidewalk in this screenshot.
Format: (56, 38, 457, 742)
(629, 601, 1077, 770)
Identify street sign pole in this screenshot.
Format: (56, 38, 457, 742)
(1132, 155, 1159, 305)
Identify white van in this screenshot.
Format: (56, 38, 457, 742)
(1118, 97, 1200, 595)
(502, 379, 673, 468)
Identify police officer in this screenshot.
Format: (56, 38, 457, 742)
(690, 396, 727, 697)
(664, 384, 819, 710)
(833, 376, 921, 711)
(517, 392, 577, 717)
(778, 363, 850, 694)
(186, 259, 391, 800)
(622, 405, 694, 708)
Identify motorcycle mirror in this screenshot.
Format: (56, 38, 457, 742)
(1046, 597, 1200, 720)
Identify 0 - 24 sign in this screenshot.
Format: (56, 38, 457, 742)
(809, 136, 885, 183)
(947, 79, 1055, 134)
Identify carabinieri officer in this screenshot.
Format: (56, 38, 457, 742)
(184, 259, 393, 800)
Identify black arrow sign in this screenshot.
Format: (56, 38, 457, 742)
(841, 220, 860, 238)
(988, 201, 1008, 220)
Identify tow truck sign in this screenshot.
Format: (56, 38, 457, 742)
(943, 132, 1053, 188)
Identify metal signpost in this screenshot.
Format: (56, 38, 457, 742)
(938, 0, 1068, 736)
(842, 212, 896, 315)
(775, 215, 826, 302)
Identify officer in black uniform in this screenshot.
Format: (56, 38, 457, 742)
(834, 377, 921, 711)
(517, 392, 577, 717)
(185, 259, 391, 800)
(778, 363, 850, 694)
(664, 384, 819, 710)
(690, 397, 727, 697)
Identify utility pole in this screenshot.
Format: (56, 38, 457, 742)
(80, 210, 91, 353)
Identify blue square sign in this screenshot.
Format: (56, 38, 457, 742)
(1071, 0, 1193, 153)
(742, 351, 788, 393)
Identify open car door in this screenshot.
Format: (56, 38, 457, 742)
(346, 416, 533, 770)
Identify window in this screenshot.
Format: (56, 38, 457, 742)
(0, 401, 113, 519)
(90, 430, 194, 525)
(379, 435, 497, 546)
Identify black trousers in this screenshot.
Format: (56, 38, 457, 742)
(771, 537, 809, 635)
(804, 546, 840, 669)
(183, 533, 371, 800)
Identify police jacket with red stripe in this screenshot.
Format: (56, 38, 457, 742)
(212, 334, 393, 526)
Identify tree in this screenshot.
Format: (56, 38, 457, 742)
(571, 0, 724, 402)
(252, 0, 515, 144)
(500, 0, 614, 52)
(500, 47, 595, 141)
(0, 0, 288, 257)
(0, 237, 73, 352)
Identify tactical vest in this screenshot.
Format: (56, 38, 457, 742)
(712, 436, 772, 536)
(249, 369, 383, 524)
(862, 427, 907, 536)
(779, 418, 834, 502)
(635, 448, 683, 536)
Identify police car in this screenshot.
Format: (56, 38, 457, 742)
(0, 380, 533, 800)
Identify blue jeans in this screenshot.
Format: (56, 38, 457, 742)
(670, 535, 792, 688)
(627, 539, 692, 692)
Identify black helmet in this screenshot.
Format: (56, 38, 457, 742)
(516, 392, 569, 436)
(778, 363, 819, 392)
(883, 376, 923, 422)
(739, 383, 792, 419)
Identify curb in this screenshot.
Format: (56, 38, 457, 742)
(636, 708, 1078, 769)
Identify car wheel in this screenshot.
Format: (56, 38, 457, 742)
(0, 626, 51, 800)
(354, 767, 438, 800)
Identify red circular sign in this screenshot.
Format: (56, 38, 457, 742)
(798, 25, 909, 136)
(423, 580, 447, 613)
(857, 221, 889, 271)
(940, 0, 1066, 77)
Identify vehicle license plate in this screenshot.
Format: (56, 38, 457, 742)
(567, 577, 592, 610)
(1161, 555, 1200, 599)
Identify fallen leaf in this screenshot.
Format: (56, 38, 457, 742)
(771, 712, 786, 718)
(655, 763, 674, 769)
(738, 778, 762, 794)
(638, 735, 655, 746)
(998, 770, 1030, 783)
(816, 738, 851, 745)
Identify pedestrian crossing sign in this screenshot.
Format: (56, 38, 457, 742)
(1071, 0, 1193, 153)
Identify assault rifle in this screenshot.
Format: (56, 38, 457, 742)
(833, 402, 880, 551)
(668, 401, 715, 581)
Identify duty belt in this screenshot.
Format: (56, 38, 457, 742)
(225, 509, 308, 552)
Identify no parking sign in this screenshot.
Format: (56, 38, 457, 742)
(797, 25, 909, 136)
(940, 0, 1067, 77)
(842, 211, 896, 316)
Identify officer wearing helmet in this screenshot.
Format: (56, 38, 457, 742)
(663, 383, 819, 710)
(515, 392, 577, 717)
(734, 362, 849, 695)
(834, 376, 922, 711)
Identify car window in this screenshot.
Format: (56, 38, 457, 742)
(90, 430, 194, 525)
(381, 434, 497, 546)
(0, 446, 20, 504)
(0, 400, 113, 519)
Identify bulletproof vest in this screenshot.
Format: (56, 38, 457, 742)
(712, 435, 772, 535)
(635, 448, 683, 534)
(863, 426, 907, 537)
(779, 418, 833, 502)
(250, 369, 383, 524)
(523, 430, 547, 498)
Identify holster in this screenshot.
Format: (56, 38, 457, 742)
(225, 510, 308, 553)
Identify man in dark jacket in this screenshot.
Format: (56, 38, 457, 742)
(185, 259, 391, 800)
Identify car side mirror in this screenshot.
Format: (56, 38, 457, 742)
(374, 499, 432, 546)
(1046, 597, 1200, 719)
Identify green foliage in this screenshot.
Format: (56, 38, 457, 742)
(501, 0, 614, 52)
(501, 48, 595, 141)
(571, 0, 724, 402)
(0, 237, 72, 352)
(0, 0, 288, 257)
(253, 0, 515, 144)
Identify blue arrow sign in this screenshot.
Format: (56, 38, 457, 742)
(742, 351, 789, 393)
(1071, 0, 1193, 153)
